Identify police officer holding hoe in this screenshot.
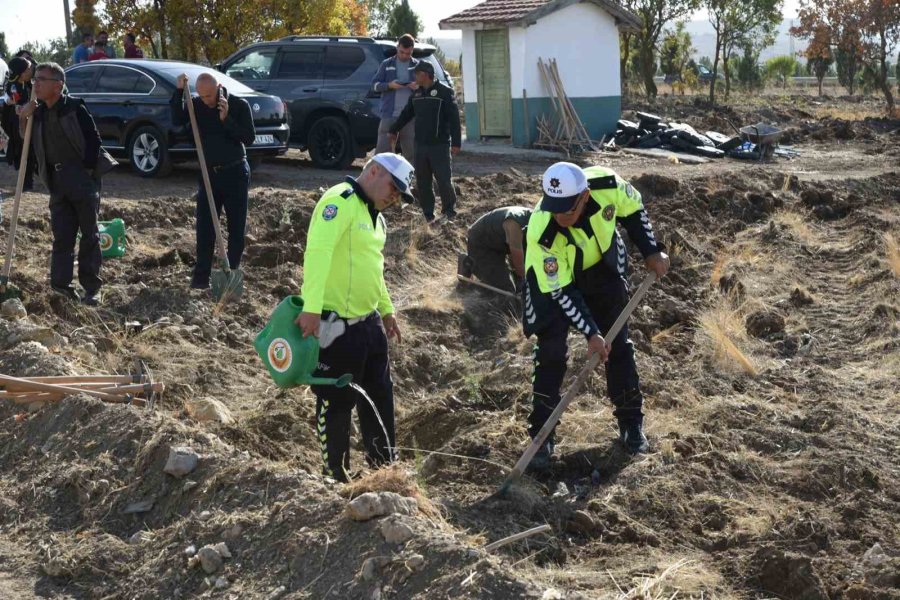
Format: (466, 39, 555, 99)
(297, 153, 413, 482)
(522, 162, 669, 467)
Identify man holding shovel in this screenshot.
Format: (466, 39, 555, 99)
(296, 153, 413, 482)
(171, 73, 254, 290)
(18, 63, 113, 305)
(460, 206, 533, 295)
(522, 162, 669, 467)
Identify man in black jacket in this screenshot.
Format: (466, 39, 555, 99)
(19, 62, 111, 305)
(389, 61, 461, 223)
(171, 72, 255, 289)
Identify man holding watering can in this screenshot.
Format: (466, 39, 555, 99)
(297, 153, 413, 482)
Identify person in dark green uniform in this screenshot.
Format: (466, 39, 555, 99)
(460, 206, 533, 294)
(297, 152, 414, 482)
(522, 162, 669, 467)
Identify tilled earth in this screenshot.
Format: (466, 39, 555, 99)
(0, 97, 898, 599)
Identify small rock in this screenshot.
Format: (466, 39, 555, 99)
(379, 516, 414, 544)
(197, 545, 224, 574)
(42, 557, 69, 577)
(360, 556, 390, 581)
(198, 510, 212, 520)
(566, 510, 596, 535)
(542, 589, 564, 600)
(212, 542, 232, 558)
(183, 480, 198, 493)
(129, 531, 153, 545)
(123, 499, 154, 514)
(862, 542, 887, 567)
(214, 576, 229, 590)
(201, 324, 218, 341)
(184, 544, 197, 557)
(163, 446, 199, 478)
(790, 287, 815, 307)
(405, 554, 425, 571)
(347, 492, 418, 521)
(591, 469, 601, 485)
(1, 298, 27, 320)
(185, 397, 235, 425)
(552, 482, 569, 498)
(266, 586, 288, 600)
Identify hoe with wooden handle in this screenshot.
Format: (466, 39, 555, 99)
(499, 272, 657, 494)
(0, 115, 33, 301)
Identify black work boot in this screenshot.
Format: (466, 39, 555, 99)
(618, 419, 649, 454)
(527, 438, 555, 471)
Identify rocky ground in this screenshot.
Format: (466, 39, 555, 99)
(0, 96, 897, 599)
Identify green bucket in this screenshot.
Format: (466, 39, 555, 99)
(254, 296, 352, 388)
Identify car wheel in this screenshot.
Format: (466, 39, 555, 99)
(127, 126, 172, 177)
(307, 116, 354, 169)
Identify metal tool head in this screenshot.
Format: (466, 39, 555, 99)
(211, 267, 244, 302)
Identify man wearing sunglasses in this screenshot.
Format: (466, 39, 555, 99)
(19, 63, 115, 305)
(296, 153, 413, 482)
(521, 162, 669, 467)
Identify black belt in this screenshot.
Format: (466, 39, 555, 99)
(50, 162, 82, 172)
(321, 310, 378, 326)
(208, 158, 245, 173)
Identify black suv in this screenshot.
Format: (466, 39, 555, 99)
(64, 59, 290, 177)
(218, 36, 452, 169)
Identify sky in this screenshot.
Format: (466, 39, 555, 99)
(2, 0, 802, 56)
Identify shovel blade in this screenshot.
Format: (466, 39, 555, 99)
(211, 268, 244, 302)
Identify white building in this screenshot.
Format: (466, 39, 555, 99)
(440, 0, 639, 146)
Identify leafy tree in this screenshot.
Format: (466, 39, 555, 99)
(659, 22, 695, 80)
(367, 0, 399, 38)
(0, 32, 10, 59)
(766, 54, 800, 87)
(19, 38, 73, 66)
(735, 43, 765, 90)
(73, 0, 101, 37)
(803, 23, 834, 95)
(622, 0, 700, 98)
(706, 0, 783, 102)
(858, 0, 900, 110)
(386, 0, 422, 39)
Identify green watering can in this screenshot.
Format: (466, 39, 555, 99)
(254, 296, 352, 388)
(98, 219, 127, 258)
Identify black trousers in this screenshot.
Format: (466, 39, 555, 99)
(194, 159, 250, 282)
(528, 277, 643, 440)
(311, 314, 396, 481)
(414, 143, 457, 220)
(48, 165, 102, 294)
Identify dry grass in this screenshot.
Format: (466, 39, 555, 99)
(695, 302, 758, 376)
(885, 232, 900, 278)
(614, 559, 701, 599)
(342, 464, 443, 521)
(775, 211, 817, 246)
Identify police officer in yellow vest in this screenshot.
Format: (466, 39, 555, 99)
(297, 153, 413, 481)
(523, 162, 669, 466)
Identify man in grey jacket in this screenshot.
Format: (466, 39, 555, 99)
(371, 34, 418, 165)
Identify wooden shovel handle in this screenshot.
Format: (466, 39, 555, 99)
(1, 115, 33, 287)
(0, 373, 127, 403)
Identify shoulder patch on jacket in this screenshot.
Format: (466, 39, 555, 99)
(588, 175, 617, 190)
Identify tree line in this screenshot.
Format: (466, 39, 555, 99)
(620, 0, 900, 110)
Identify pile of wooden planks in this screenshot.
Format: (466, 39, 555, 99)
(0, 372, 163, 408)
(534, 58, 599, 155)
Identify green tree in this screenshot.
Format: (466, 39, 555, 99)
(659, 22, 695, 79)
(706, 0, 783, 102)
(766, 54, 800, 87)
(20, 38, 73, 66)
(735, 43, 765, 89)
(0, 32, 10, 59)
(622, 0, 700, 98)
(72, 0, 101, 37)
(367, 0, 398, 37)
(386, 0, 422, 39)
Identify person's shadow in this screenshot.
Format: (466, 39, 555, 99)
(541, 440, 635, 488)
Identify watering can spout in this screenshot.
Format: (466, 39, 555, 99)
(304, 373, 353, 388)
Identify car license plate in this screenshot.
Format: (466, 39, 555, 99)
(254, 134, 275, 145)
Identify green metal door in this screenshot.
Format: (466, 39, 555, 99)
(476, 29, 511, 137)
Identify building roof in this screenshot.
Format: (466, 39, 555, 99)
(439, 0, 640, 31)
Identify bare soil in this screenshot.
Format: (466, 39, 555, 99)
(0, 96, 897, 599)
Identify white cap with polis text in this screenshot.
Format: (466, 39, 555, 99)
(541, 162, 589, 213)
(370, 153, 415, 203)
